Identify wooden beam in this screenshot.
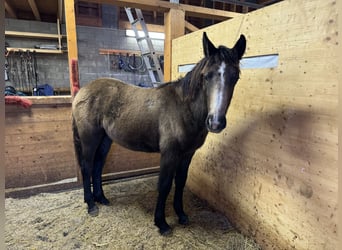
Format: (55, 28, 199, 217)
(119, 21, 164, 33)
(6, 47, 65, 54)
(64, 0, 79, 97)
(57, 0, 63, 21)
(57, 18, 62, 50)
(185, 20, 199, 32)
(84, 0, 241, 20)
(5, 31, 65, 39)
(164, 9, 185, 82)
(4, 0, 17, 19)
(28, 0, 41, 21)
(99, 48, 163, 56)
(215, 0, 263, 9)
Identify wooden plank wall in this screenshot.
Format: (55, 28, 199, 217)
(5, 97, 76, 189)
(5, 97, 160, 193)
(171, 0, 338, 249)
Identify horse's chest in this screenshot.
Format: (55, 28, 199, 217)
(183, 129, 208, 152)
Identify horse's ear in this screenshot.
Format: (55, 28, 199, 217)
(203, 32, 217, 57)
(233, 34, 246, 60)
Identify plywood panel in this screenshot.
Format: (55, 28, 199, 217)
(171, 0, 338, 249)
(5, 102, 77, 189)
(5, 98, 160, 191)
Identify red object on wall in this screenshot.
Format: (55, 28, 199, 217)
(71, 59, 80, 97)
(5, 96, 32, 108)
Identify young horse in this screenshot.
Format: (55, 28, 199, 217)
(72, 32, 246, 235)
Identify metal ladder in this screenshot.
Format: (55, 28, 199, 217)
(124, 7, 164, 86)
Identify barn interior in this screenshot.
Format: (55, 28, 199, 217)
(4, 0, 339, 249)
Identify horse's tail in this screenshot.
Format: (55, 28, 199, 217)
(72, 115, 83, 168)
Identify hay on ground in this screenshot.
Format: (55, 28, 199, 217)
(5, 175, 261, 250)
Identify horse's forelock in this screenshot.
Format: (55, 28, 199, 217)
(218, 46, 239, 65)
(178, 46, 239, 101)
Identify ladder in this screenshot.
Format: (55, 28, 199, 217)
(124, 7, 164, 87)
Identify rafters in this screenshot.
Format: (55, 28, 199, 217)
(84, 0, 242, 20)
(213, 0, 263, 9)
(5, 0, 17, 19)
(28, 0, 41, 21)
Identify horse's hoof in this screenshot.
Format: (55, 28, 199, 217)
(155, 220, 172, 236)
(88, 205, 99, 217)
(178, 215, 189, 225)
(159, 226, 172, 236)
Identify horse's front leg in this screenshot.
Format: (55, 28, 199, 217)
(173, 152, 194, 225)
(154, 150, 180, 235)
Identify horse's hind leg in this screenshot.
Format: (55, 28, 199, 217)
(92, 134, 112, 205)
(79, 132, 104, 216)
(80, 157, 98, 216)
(173, 152, 194, 225)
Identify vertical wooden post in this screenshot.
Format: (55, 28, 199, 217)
(64, 0, 81, 182)
(64, 0, 79, 97)
(163, 9, 185, 82)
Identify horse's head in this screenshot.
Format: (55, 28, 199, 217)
(202, 32, 246, 133)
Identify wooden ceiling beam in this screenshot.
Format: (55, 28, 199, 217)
(185, 20, 199, 32)
(28, 0, 41, 21)
(83, 0, 242, 20)
(119, 21, 164, 33)
(5, 0, 18, 19)
(213, 0, 263, 9)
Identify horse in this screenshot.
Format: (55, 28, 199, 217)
(72, 32, 246, 235)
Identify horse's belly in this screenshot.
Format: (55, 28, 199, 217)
(116, 139, 159, 153)
(104, 122, 160, 153)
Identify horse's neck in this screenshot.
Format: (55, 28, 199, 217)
(189, 89, 208, 124)
(172, 79, 208, 126)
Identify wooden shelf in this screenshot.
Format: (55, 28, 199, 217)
(6, 47, 66, 54)
(5, 30, 66, 39)
(5, 22, 66, 55)
(99, 48, 163, 56)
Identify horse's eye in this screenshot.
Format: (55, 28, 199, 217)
(230, 72, 239, 82)
(204, 72, 214, 80)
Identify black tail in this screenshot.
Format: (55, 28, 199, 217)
(72, 115, 83, 168)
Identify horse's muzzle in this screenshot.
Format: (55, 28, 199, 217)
(206, 115, 226, 133)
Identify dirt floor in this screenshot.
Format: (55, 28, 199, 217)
(5, 175, 261, 250)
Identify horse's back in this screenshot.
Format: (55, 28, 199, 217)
(72, 78, 130, 132)
(72, 78, 162, 152)
(74, 78, 128, 102)
(72, 78, 136, 116)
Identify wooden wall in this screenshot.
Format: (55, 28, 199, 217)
(5, 97, 76, 189)
(171, 0, 338, 249)
(5, 96, 160, 195)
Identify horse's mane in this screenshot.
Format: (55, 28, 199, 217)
(159, 45, 240, 101)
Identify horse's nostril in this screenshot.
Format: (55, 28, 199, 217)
(206, 115, 226, 133)
(206, 115, 214, 129)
